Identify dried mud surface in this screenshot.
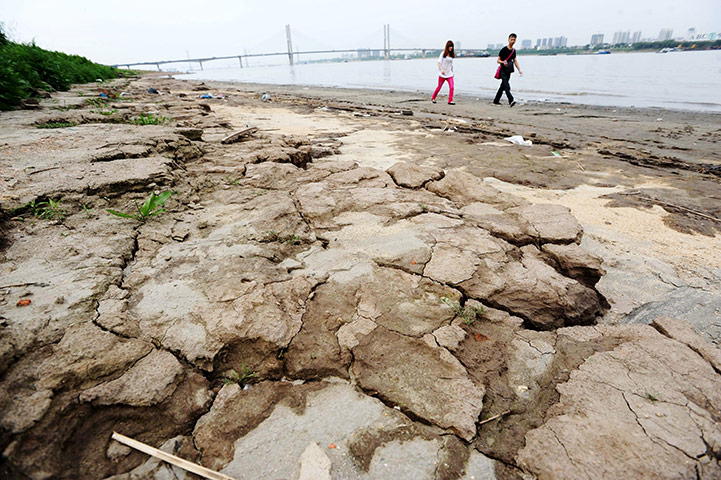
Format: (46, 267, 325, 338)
(1, 75, 720, 479)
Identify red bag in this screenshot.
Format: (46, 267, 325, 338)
(494, 48, 515, 79)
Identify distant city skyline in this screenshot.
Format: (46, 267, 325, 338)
(0, 0, 719, 64)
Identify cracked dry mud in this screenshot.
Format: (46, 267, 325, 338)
(1, 76, 720, 479)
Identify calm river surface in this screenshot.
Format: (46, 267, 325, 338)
(179, 50, 721, 112)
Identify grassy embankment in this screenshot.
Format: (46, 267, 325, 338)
(0, 26, 132, 110)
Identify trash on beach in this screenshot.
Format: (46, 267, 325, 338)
(221, 126, 258, 144)
(261, 93, 272, 102)
(200, 94, 213, 99)
(119, 92, 130, 97)
(147, 88, 159, 94)
(100, 92, 108, 98)
(505, 135, 532, 146)
(16, 299, 32, 307)
(551, 151, 562, 157)
(401, 110, 413, 116)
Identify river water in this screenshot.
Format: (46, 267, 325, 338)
(179, 50, 721, 112)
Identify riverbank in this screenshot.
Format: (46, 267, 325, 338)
(177, 49, 721, 111)
(1, 74, 720, 479)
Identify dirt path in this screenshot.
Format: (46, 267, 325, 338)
(1, 75, 720, 479)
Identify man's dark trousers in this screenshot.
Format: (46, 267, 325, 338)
(494, 70, 514, 104)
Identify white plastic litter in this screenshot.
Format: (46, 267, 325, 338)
(505, 135, 532, 146)
(261, 93, 271, 102)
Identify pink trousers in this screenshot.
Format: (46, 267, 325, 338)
(432, 76, 454, 102)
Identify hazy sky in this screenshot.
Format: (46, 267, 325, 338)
(1, 0, 719, 65)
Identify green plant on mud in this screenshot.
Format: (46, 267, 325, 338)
(225, 176, 241, 185)
(128, 113, 168, 126)
(107, 191, 173, 222)
(223, 364, 256, 385)
(441, 296, 484, 325)
(92, 108, 118, 116)
(36, 121, 77, 129)
(267, 230, 302, 245)
(646, 393, 659, 402)
(87, 98, 110, 108)
(17, 198, 66, 220)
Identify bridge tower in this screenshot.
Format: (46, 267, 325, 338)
(286, 24, 294, 66)
(383, 24, 391, 59)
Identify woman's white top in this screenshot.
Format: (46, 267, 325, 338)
(438, 53, 454, 78)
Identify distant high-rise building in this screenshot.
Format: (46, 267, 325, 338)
(590, 33, 604, 46)
(658, 28, 673, 41)
(536, 38, 542, 47)
(488, 43, 495, 50)
(521, 39, 532, 49)
(613, 31, 631, 45)
(687, 27, 696, 40)
(546, 37, 553, 48)
(541, 38, 548, 47)
(552, 36, 568, 48)
(631, 31, 642, 43)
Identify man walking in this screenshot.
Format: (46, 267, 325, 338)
(493, 33, 523, 106)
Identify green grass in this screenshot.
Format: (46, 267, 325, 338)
(441, 296, 484, 325)
(14, 198, 66, 221)
(36, 121, 77, 129)
(107, 191, 173, 222)
(222, 364, 257, 385)
(92, 108, 118, 116)
(128, 113, 168, 125)
(0, 24, 127, 110)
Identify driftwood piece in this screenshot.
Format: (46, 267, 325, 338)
(220, 127, 257, 144)
(111, 432, 235, 480)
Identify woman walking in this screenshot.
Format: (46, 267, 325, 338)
(432, 40, 455, 105)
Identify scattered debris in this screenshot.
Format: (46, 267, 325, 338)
(505, 135, 532, 146)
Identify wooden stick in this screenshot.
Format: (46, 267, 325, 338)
(26, 166, 61, 175)
(221, 127, 257, 144)
(111, 432, 235, 480)
(478, 410, 511, 426)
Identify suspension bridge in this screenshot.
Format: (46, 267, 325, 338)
(110, 24, 488, 70)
